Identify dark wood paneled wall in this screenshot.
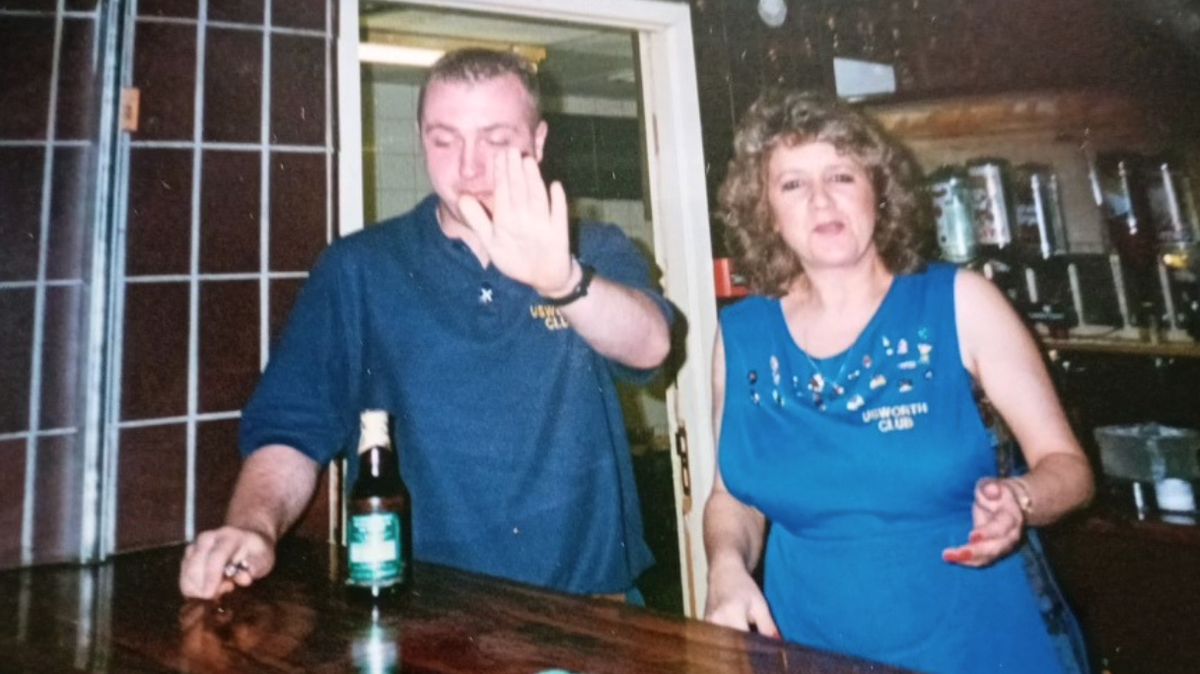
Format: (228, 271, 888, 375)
(0, 0, 339, 569)
(687, 0, 1200, 219)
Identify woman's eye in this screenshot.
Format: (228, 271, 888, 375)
(780, 179, 803, 192)
(830, 172, 857, 183)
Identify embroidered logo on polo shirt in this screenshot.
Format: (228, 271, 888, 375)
(529, 304, 570, 331)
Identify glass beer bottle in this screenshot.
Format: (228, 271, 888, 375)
(346, 410, 411, 601)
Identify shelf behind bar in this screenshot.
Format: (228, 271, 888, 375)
(1042, 337, 1200, 359)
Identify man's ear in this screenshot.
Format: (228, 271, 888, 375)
(533, 119, 548, 162)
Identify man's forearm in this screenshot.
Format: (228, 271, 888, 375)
(225, 444, 322, 544)
(558, 276, 670, 369)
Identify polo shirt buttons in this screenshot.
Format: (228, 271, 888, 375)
(479, 282, 494, 305)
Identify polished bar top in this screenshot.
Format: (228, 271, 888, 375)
(0, 538, 913, 674)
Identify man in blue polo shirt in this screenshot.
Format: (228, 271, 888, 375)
(179, 48, 673, 600)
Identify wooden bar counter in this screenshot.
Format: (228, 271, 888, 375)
(0, 538, 913, 673)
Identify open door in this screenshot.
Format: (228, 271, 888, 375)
(337, 0, 718, 617)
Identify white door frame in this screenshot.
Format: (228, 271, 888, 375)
(336, 0, 718, 617)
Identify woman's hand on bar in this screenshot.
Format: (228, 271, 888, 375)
(704, 558, 779, 638)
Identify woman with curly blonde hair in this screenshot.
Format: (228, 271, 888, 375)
(719, 89, 932, 296)
(703, 89, 1093, 674)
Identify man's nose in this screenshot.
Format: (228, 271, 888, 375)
(459, 141, 488, 179)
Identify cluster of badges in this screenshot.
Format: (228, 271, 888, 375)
(746, 332, 935, 413)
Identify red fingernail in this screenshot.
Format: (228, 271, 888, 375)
(969, 531, 986, 544)
(942, 549, 973, 563)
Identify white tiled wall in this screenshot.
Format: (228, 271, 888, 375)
(363, 79, 431, 223)
(542, 95, 639, 118)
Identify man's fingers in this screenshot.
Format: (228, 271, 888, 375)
(493, 147, 517, 218)
(519, 153, 550, 216)
(457, 195, 495, 242)
(180, 532, 241, 599)
(201, 541, 242, 598)
(548, 180, 568, 230)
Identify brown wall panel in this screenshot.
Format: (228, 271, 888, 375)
(203, 28, 263, 144)
(200, 150, 260, 274)
(0, 147, 45, 283)
(209, 0, 264, 26)
(120, 282, 189, 421)
(137, 0, 197, 20)
(194, 418, 242, 533)
(0, 289, 35, 435)
(132, 22, 197, 141)
(270, 34, 326, 146)
(116, 423, 186, 551)
(273, 0, 326, 32)
(198, 280, 259, 414)
(0, 16, 54, 140)
(125, 148, 193, 277)
(269, 152, 327, 271)
(0, 440, 28, 569)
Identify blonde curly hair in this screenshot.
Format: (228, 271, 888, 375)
(719, 89, 933, 296)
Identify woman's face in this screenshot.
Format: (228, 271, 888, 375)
(765, 140, 878, 271)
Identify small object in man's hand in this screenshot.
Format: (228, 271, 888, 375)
(223, 559, 250, 578)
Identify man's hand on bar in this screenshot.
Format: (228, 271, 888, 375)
(179, 526, 275, 600)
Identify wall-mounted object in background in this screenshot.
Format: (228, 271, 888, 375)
(757, 0, 787, 28)
(833, 57, 895, 100)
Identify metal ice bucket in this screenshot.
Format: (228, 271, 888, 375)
(1094, 423, 1200, 515)
(1094, 423, 1200, 482)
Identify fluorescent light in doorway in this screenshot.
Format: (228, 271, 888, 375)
(359, 43, 444, 67)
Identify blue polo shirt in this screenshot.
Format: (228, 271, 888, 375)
(240, 195, 669, 594)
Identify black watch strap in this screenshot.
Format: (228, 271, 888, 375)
(542, 262, 596, 307)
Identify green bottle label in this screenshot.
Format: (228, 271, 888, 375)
(347, 512, 403, 586)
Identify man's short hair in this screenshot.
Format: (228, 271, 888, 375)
(417, 47, 541, 126)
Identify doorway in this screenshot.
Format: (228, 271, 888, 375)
(338, 0, 717, 617)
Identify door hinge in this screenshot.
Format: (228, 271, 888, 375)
(674, 425, 692, 507)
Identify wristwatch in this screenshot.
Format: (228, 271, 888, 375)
(543, 261, 596, 307)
